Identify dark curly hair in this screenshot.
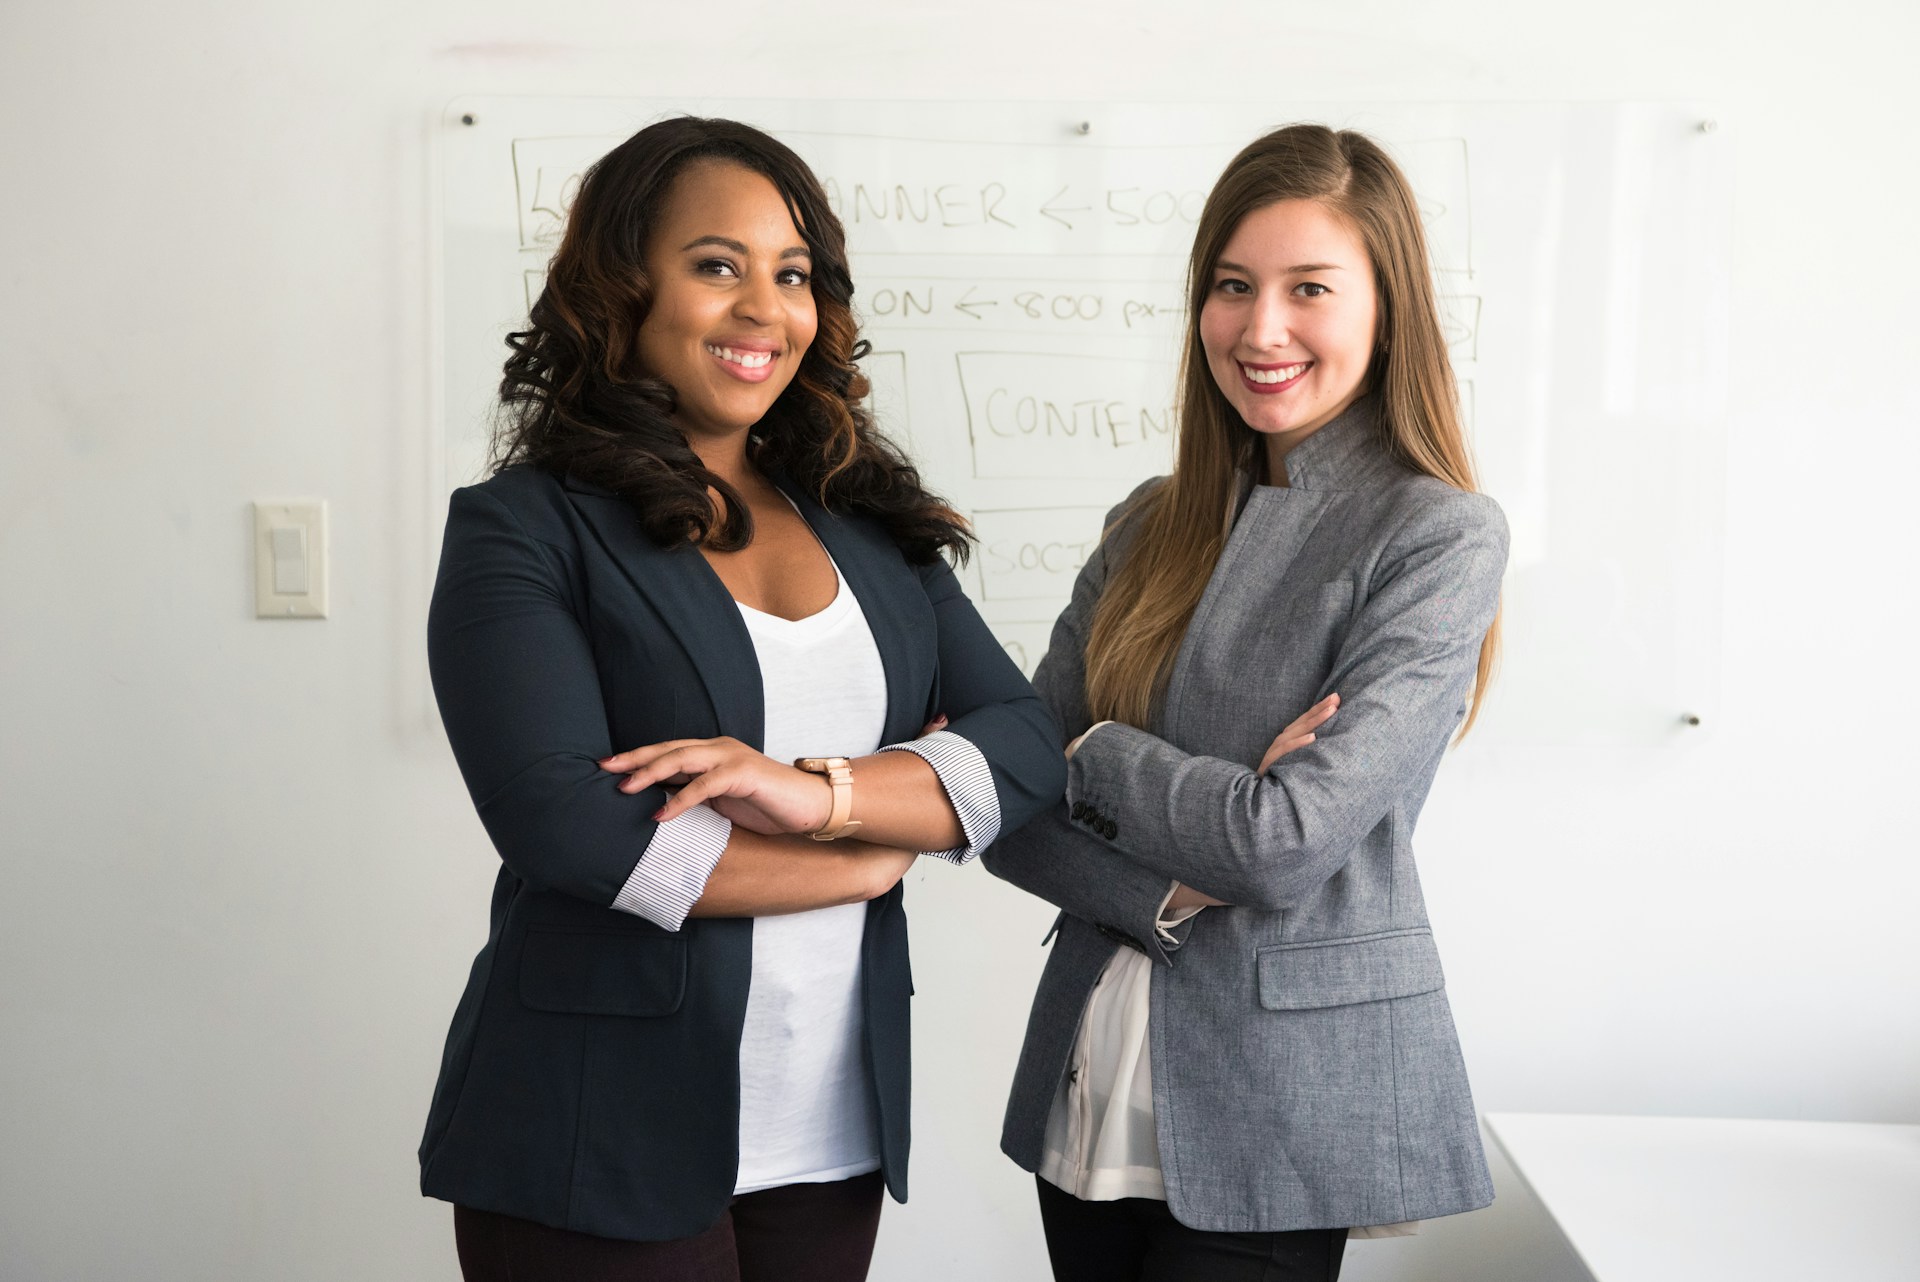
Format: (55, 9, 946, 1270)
(491, 116, 970, 564)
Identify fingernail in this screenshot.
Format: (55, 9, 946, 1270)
(652, 808, 667, 821)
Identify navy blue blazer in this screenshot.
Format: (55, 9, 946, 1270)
(418, 464, 1065, 1241)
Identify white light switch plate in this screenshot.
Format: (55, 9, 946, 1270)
(254, 500, 328, 618)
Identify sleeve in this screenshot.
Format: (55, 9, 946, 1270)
(908, 553, 1068, 843)
(878, 729, 999, 863)
(980, 482, 1185, 962)
(986, 803, 1193, 964)
(611, 804, 733, 931)
(1065, 492, 1509, 911)
(427, 484, 677, 907)
(1154, 883, 1205, 949)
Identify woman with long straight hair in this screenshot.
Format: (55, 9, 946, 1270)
(985, 124, 1506, 1280)
(419, 116, 1064, 1281)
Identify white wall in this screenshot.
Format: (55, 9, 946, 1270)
(2, 2, 1915, 1278)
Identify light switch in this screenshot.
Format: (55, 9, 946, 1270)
(270, 526, 308, 594)
(254, 501, 327, 618)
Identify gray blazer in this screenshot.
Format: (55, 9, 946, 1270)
(984, 399, 1505, 1233)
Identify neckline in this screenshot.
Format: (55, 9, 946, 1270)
(729, 487, 846, 628)
(735, 559, 855, 638)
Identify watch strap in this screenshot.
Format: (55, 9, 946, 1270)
(794, 756, 862, 841)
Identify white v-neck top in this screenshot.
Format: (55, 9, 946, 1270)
(606, 523, 1009, 1193)
(730, 559, 891, 1194)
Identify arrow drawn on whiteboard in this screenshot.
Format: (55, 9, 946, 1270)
(953, 286, 999, 320)
(1040, 186, 1092, 230)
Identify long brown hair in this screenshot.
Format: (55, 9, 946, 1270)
(492, 116, 969, 564)
(1084, 124, 1499, 732)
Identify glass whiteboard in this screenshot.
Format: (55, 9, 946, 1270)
(439, 98, 1728, 747)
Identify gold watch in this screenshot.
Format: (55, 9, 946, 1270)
(793, 757, 862, 841)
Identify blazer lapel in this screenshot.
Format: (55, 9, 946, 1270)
(776, 477, 928, 746)
(562, 476, 767, 751)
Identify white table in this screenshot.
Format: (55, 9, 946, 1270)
(1484, 1113, 1920, 1282)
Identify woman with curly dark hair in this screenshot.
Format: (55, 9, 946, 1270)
(418, 116, 1065, 1282)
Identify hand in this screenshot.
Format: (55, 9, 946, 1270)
(599, 737, 834, 835)
(1065, 720, 1114, 760)
(1256, 693, 1339, 773)
(1167, 882, 1229, 911)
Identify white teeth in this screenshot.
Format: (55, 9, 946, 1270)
(1242, 362, 1309, 385)
(706, 344, 774, 369)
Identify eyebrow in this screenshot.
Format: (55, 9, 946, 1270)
(1215, 259, 1346, 275)
(678, 235, 812, 260)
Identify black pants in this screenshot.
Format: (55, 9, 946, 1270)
(454, 1170, 885, 1282)
(1036, 1177, 1347, 1282)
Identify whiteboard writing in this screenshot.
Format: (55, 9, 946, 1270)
(958, 352, 1176, 481)
(972, 507, 1108, 602)
(859, 275, 1186, 335)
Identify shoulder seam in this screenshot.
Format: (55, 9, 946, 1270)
(460, 476, 577, 559)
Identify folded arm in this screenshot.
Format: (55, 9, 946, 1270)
(1069, 493, 1508, 910)
(429, 485, 918, 922)
(601, 552, 1064, 865)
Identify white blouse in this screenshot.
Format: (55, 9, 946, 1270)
(730, 562, 889, 1194)
(607, 544, 1003, 1196)
(1037, 889, 1195, 1201)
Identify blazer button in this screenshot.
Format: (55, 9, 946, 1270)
(1071, 801, 1088, 821)
(1102, 820, 1118, 840)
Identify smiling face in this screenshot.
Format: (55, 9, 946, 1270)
(635, 160, 818, 452)
(1199, 198, 1379, 471)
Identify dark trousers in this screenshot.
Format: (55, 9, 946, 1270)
(1036, 1177, 1347, 1282)
(454, 1170, 885, 1282)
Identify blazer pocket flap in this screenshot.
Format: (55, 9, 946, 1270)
(1256, 929, 1443, 1010)
(518, 928, 687, 1017)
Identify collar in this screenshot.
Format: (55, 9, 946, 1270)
(1262, 393, 1396, 492)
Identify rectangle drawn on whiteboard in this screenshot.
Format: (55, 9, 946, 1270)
(512, 137, 610, 250)
(860, 350, 911, 447)
(973, 506, 1108, 602)
(960, 352, 1177, 481)
(1440, 294, 1482, 360)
